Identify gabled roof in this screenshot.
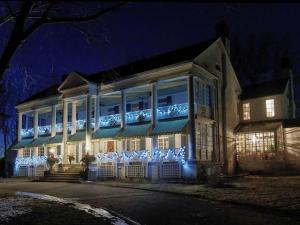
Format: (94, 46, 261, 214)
(241, 78, 289, 100)
(83, 39, 215, 84)
(18, 84, 60, 105)
(17, 39, 216, 105)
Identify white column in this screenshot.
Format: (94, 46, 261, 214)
(188, 76, 196, 161)
(17, 112, 23, 141)
(151, 83, 158, 128)
(34, 110, 39, 139)
(71, 101, 77, 135)
(86, 95, 92, 153)
(94, 96, 100, 131)
(51, 105, 56, 137)
(62, 100, 68, 164)
(121, 90, 126, 129)
(151, 83, 158, 151)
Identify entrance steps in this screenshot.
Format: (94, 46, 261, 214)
(39, 164, 83, 183)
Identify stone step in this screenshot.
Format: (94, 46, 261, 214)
(41, 177, 80, 181)
(39, 179, 80, 183)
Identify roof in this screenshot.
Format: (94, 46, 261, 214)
(117, 124, 151, 138)
(11, 139, 33, 149)
(28, 136, 51, 147)
(92, 127, 121, 139)
(17, 39, 215, 105)
(151, 119, 189, 135)
(18, 85, 60, 105)
(68, 131, 85, 143)
(241, 78, 289, 100)
(235, 121, 282, 133)
(84, 39, 215, 84)
(283, 119, 300, 128)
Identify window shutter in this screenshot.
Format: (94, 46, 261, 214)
(140, 137, 146, 150)
(169, 135, 175, 149)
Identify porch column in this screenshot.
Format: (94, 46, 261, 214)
(151, 83, 158, 150)
(17, 112, 22, 141)
(51, 105, 56, 137)
(94, 95, 100, 131)
(62, 100, 68, 164)
(86, 94, 92, 153)
(187, 76, 196, 161)
(121, 90, 126, 129)
(34, 110, 39, 139)
(71, 101, 77, 135)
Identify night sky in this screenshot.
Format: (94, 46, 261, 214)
(1, 2, 300, 155)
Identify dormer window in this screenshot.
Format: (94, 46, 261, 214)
(243, 103, 250, 120)
(266, 99, 275, 118)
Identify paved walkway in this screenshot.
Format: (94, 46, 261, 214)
(95, 175, 300, 214)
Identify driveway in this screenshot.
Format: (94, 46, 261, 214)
(0, 181, 299, 225)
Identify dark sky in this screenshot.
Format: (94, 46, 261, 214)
(1, 2, 300, 155)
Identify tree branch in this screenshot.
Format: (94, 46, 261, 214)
(44, 2, 127, 24)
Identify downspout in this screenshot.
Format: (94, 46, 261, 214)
(221, 53, 228, 174)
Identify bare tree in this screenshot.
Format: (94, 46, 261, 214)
(0, 1, 127, 85)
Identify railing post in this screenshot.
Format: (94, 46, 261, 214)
(18, 112, 23, 141)
(121, 90, 126, 129)
(187, 75, 196, 161)
(86, 94, 92, 153)
(71, 101, 77, 135)
(151, 83, 158, 151)
(34, 110, 39, 139)
(94, 95, 100, 131)
(62, 99, 68, 164)
(51, 105, 56, 137)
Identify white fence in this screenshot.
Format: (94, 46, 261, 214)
(16, 165, 46, 177)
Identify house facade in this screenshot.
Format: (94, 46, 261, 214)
(11, 25, 300, 180)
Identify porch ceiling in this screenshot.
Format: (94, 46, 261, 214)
(151, 118, 189, 135)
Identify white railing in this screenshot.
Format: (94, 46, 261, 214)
(158, 103, 188, 120)
(76, 119, 86, 130)
(99, 114, 121, 127)
(38, 125, 51, 136)
(21, 128, 34, 138)
(126, 109, 151, 124)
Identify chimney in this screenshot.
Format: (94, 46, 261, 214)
(216, 21, 230, 58)
(281, 57, 296, 118)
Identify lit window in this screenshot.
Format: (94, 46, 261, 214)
(106, 140, 114, 152)
(236, 132, 276, 160)
(266, 99, 275, 117)
(243, 103, 251, 120)
(38, 147, 44, 156)
(23, 148, 31, 157)
(130, 138, 140, 151)
(158, 136, 169, 149)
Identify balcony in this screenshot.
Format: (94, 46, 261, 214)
(99, 114, 121, 128)
(158, 103, 188, 120)
(126, 109, 151, 124)
(21, 128, 34, 138)
(38, 125, 51, 136)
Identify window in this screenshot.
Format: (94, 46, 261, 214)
(38, 147, 44, 156)
(243, 103, 251, 120)
(107, 140, 114, 152)
(158, 136, 169, 149)
(57, 145, 61, 156)
(236, 132, 276, 160)
(130, 138, 140, 151)
(23, 148, 31, 157)
(266, 99, 275, 117)
(199, 123, 214, 161)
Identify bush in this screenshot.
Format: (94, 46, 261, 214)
(47, 154, 59, 173)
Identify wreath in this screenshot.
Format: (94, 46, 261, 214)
(109, 118, 117, 126)
(137, 113, 145, 122)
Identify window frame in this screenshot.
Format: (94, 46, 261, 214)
(266, 99, 275, 118)
(158, 136, 169, 150)
(242, 102, 251, 120)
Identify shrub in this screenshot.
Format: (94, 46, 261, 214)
(47, 154, 59, 173)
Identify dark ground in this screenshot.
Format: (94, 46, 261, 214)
(0, 181, 299, 225)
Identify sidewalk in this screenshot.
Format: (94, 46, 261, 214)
(96, 176, 300, 214)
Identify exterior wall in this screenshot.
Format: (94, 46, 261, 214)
(284, 127, 300, 173)
(240, 94, 289, 122)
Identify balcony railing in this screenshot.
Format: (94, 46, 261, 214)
(38, 125, 51, 136)
(99, 114, 121, 127)
(158, 103, 188, 120)
(56, 123, 63, 133)
(126, 109, 151, 124)
(21, 128, 34, 138)
(76, 119, 85, 130)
